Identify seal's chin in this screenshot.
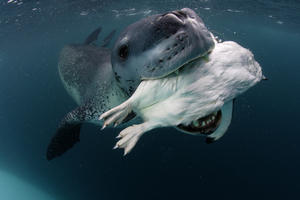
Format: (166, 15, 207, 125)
(177, 110, 222, 135)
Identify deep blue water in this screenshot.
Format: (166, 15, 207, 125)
(0, 0, 300, 199)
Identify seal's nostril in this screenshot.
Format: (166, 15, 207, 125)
(172, 10, 187, 19)
(177, 10, 188, 18)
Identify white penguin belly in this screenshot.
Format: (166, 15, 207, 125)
(131, 41, 262, 124)
(100, 41, 263, 155)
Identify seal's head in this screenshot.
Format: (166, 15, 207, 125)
(111, 8, 215, 95)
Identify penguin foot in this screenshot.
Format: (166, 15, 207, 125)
(100, 101, 132, 129)
(114, 121, 159, 155)
(114, 124, 144, 155)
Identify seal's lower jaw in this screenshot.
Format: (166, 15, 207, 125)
(176, 100, 234, 143)
(177, 110, 222, 135)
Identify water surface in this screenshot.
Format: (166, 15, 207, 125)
(0, 0, 300, 199)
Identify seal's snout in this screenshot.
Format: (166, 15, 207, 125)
(160, 9, 190, 25)
(171, 10, 188, 21)
(161, 12, 185, 24)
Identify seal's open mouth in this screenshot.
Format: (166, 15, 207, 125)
(177, 110, 222, 135)
(176, 100, 234, 142)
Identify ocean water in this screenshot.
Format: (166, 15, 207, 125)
(0, 0, 300, 199)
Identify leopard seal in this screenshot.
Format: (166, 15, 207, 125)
(46, 28, 124, 160)
(47, 8, 216, 160)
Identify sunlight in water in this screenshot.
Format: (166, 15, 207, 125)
(0, 171, 55, 200)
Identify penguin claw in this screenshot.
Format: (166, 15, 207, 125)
(113, 144, 119, 149)
(113, 124, 145, 155)
(116, 134, 121, 139)
(100, 102, 132, 129)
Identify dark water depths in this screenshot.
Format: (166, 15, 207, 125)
(0, 0, 300, 199)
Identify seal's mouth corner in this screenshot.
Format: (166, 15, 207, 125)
(262, 75, 268, 81)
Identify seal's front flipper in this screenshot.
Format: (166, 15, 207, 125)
(46, 102, 98, 161)
(206, 100, 234, 143)
(84, 26, 102, 45)
(47, 123, 81, 160)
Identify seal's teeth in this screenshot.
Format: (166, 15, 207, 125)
(193, 120, 199, 127)
(202, 121, 206, 126)
(212, 116, 215, 120)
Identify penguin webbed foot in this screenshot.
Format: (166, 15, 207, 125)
(114, 124, 144, 155)
(114, 121, 158, 155)
(100, 101, 132, 129)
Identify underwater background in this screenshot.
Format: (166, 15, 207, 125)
(0, 0, 300, 199)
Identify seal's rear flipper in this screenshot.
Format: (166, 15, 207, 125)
(47, 123, 82, 161)
(84, 26, 102, 45)
(101, 29, 116, 47)
(206, 100, 234, 143)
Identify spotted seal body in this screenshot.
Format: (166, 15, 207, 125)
(58, 44, 126, 117)
(46, 28, 127, 160)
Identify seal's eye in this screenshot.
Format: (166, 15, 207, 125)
(118, 44, 129, 59)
